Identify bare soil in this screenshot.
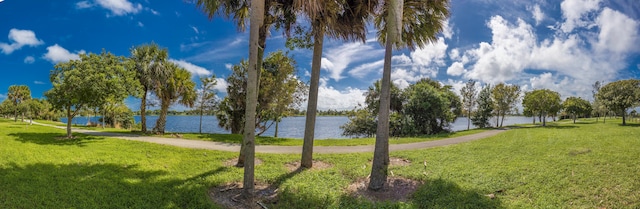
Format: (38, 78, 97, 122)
(284, 160, 333, 172)
(209, 182, 278, 209)
(389, 157, 412, 167)
(346, 177, 422, 202)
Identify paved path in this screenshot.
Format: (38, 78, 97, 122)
(32, 121, 505, 154)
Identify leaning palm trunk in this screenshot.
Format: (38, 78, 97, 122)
(241, 0, 265, 198)
(369, 0, 402, 191)
(301, 26, 324, 169)
(153, 99, 170, 134)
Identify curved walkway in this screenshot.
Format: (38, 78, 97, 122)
(32, 121, 505, 154)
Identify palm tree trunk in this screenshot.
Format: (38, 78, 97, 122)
(242, 0, 264, 199)
(154, 98, 170, 134)
(301, 26, 324, 169)
(140, 89, 148, 132)
(370, 0, 402, 191)
(369, 34, 394, 191)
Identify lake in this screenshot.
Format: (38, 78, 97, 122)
(62, 115, 534, 139)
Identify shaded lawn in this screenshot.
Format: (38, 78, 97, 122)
(1, 118, 639, 208)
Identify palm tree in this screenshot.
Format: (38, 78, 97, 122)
(297, 0, 376, 169)
(369, 0, 450, 191)
(152, 63, 197, 134)
(196, 0, 297, 168)
(7, 85, 31, 122)
(130, 43, 169, 133)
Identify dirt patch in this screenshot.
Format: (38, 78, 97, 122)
(389, 157, 411, 167)
(346, 177, 422, 202)
(223, 158, 263, 167)
(209, 182, 278, 209)
(284, 160, 333, 172)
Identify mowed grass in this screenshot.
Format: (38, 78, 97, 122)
(1, 117, 640, 208)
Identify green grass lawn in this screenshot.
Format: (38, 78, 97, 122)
(1, 117, 639, 208)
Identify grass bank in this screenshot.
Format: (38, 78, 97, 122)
(2, 118, 639, 208)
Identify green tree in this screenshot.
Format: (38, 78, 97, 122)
(298, 0, 376, 169)
(196, 75, 218, 134)
(460, 79, 477, 130)
(404, 79, 461, 135)
(370, 0, 450, 190)
(522, 89, 561, 126)
(591, 81, 607, 123)
(596, 79, 640, 125)
(7, 85, 31, 122)
(563, 96, 592, 124)
(130, 43, 170, 133)
(0, 99, 15, 118)
(491, 83, 520, 127)
(340, 107, 377, 138)
(152, 63, 197, 134)
(472, 84, 493, 128)
(45, 52, 137, 138)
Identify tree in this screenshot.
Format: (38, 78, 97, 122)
(460, 80, 477, 130)
(0, 99, 15, 118)
(591, 81, 607, 123)
(297, 0, 376, 169)
(369, 0, 450, 191)
(152, 63, 197, 133)
(7, 85, 31, 122)
(522, 89, 561, 126)
(130, 43, 170, 133)
(340, 107, 377, 138)
(216, 51, 306, 137)
(596, 79, 640, 125)
(404, 79, 461, 135)
(45, 52, 138, 138)
(196, 75, 218, 134)
(563, 96, 592, 124)
(491, 83, 520, 127)
(472, 84, 493, 128)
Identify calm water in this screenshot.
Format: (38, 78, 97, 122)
(62, 115, 533, 139)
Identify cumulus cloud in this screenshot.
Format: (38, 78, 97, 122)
(169, 59, 213, 77)
(34, 81, 46, 85)
(213, 78, 228, 93)
(453, 1, 639, 100)
(77, 0, 143, 16)
(559, 0, 602, 32)
(23, 56, 35, 64)
(43, 44, 85, 63)
(0, 29, 44, 54)
(299, 78, 366, 111)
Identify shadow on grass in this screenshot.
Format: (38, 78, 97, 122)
(8, 132, 105, 147)
(276, 178, 505, 209)
(618, 123, 640, 127)
(508, 124, 578, 129)
(0, 163, 214, 208)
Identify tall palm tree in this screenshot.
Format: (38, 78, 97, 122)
(7, 85, 31, 122)
(369, 0, 450, 191)
(296, 0, 376, 169)
(152, 63, 197, 134)
(130, 43, 169, 133)
(196, 0, 297, 167)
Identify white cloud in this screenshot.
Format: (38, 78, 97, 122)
(528, 4, 545, 25)
(23, 56, 35, 64)
(321, 41, 384, 81)
(0, 94, 6, 99)
(213, 78, 228, 93)
(43, 44, 85, 63)
(169, 59, 212, 77)
(77, 0, 143, 16)
(559, 0, 602, 33)
(34, 81, 45, 85)
(442, 20, 454, 39)
(594, 8, 640, 54)
(137, 21, 144, 27)
(310, 78, 366, 111)
(191, 26, 199, 34)
(348, 60, 384, 78)
(446, 62, 465, 76)
(75, 1, 92, 9)
(0, 29, 44, 54)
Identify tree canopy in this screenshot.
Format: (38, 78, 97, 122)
(596, 79, 640, 125)
(562, 96, 592, 124)
(491, 83, 520, 127)
(522, 89, 561, 126)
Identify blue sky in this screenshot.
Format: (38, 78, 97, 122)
(0, 0, 639, 111)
